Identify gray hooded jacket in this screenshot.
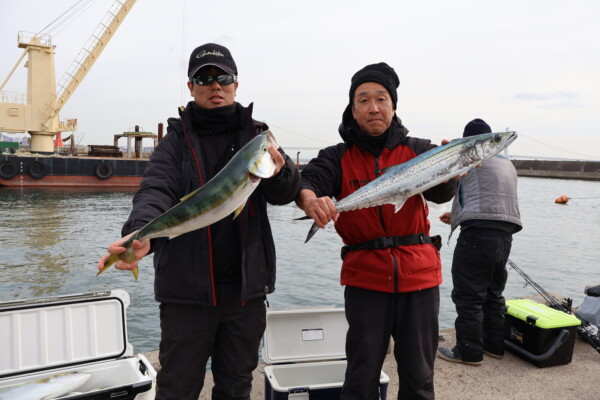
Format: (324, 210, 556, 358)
(450, 154, 522, 236)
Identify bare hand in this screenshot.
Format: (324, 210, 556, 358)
(439, 212, 451, 225)
(296, 189, 338, 228)
(268, 146, 285, 176)
(97, 231, 150, 272)
(306, 197, 338, 228)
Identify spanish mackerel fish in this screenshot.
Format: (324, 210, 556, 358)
(97, 130, 279, 280)
(0, 372, 91, 400)
(303, 131, 517, 242)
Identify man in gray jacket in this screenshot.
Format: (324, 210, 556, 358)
(437, 118, 522, 366)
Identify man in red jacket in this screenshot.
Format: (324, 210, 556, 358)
(296, 62, 457, 400)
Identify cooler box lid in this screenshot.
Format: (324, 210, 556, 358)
(506, 299, 581, 329)
(0, 290, 132, 378)
(262, 306, 348, 364)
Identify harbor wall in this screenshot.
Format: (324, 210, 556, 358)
(298, 159, 600, 181)
(511, 159, 600, 181)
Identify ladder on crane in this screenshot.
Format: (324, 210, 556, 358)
(0, 0, 137, 154)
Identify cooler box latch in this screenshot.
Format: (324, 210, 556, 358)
(289, 388, 309, 399)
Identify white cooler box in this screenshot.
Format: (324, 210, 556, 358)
(0, 290, 156, 399)
(262, 307, 389, 400)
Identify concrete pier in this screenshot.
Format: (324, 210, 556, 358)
(511, 159, 600, 181)
(143, 326, 599, 399)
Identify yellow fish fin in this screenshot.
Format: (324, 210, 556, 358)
(180, 187, 201, 202)
(233, 200, 247, 220)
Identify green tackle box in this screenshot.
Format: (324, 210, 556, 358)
(504, 299, 581, 368)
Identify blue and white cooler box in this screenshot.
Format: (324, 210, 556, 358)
(0, 290, 156, 399)
(262, 306, 389, 400)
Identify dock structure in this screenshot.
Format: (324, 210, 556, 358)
(142, 325, 599, 399)
(511, 159, 600, 181)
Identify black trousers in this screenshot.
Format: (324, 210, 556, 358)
(155, 283, 266, 400)
(451, 228, 513, 362)
(341, 286, 439, 400)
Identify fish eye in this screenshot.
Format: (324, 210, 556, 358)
(494, 134, 501, 142)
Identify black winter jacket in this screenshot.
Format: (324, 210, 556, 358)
(122, 102, 301, 305)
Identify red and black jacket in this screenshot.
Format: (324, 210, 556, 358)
(301, 107, 457, 293)
(122, 102, 301, 305)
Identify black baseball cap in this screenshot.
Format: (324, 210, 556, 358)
(188, 43, 237, 79)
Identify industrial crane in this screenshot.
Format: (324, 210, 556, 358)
(0, 0, 137, 154)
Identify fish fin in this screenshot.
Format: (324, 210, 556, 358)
(419, 193, 427, 207)
(294, 215, 312, 221)
(394, 199, 407, 213)
(233, 200, 247, 220)
(380, 165, 395, 175)
(180, 187, 201, 202)
(132, 266, 139, 281)
(380, 163, 406, 175)
(304, 222, 320, 243)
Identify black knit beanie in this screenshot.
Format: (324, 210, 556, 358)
(349, 62, 400, 109)
(463, 118, 492, 137)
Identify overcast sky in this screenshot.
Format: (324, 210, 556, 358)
(1, 0, 599, 160)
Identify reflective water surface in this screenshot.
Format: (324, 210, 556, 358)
(1, 178, 599, 353)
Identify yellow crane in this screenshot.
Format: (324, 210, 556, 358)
(0, 0, 137, 154)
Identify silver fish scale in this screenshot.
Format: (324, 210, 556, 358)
(335, 132, 516, 213)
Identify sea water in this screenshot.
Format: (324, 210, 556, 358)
(0, 177, 599, 354)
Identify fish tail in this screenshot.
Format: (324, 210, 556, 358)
(96, 236, 138, 280)
(96, 253, 121, 277)
(304, 222, 320, 243)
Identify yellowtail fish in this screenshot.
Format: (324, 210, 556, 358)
(0, 372, 91, 400)
(97, 130, 279, 280)
(303, 131, 517, 242)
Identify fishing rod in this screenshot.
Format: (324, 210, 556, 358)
(507, 259, 600, 355)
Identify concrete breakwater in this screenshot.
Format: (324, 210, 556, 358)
(297, 159, 600, 181)
(511, 159, 600, 181)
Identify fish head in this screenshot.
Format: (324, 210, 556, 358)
(470, 131, 518, 160)
(247, 130, 278, 181)
(266, 129, 280, 150)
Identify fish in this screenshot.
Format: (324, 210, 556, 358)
(0, 372, 91, 400)
(302, 131, 517, 242)
(97, 130, 279, 280)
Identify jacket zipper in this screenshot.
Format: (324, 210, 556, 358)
(375, 156, 398, 291)
(181, 114, 217, 306)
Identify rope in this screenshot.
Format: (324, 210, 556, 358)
(38, 0, 95, 37)
(180, 0, 188, 105)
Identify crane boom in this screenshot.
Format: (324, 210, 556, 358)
(0, 0, 137, 153)
(44, 0, 137, 127)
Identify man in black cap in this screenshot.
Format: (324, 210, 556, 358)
(98, 43, 301, 399)
(437, 118, 522, 366)
(296, 62, 458, 399)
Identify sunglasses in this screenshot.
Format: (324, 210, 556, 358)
(190, 74, 237, 86)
